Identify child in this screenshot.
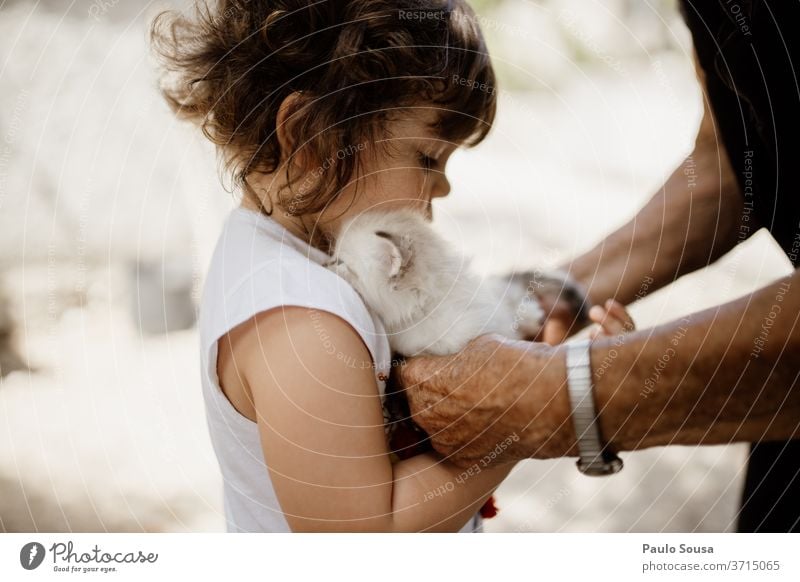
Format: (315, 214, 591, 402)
(152, 0, 633, 532)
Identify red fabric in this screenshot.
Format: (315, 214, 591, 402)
(389, 422, 432, 460)
(479, 495, 498, 519)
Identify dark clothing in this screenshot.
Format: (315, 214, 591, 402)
(680, 0, 800, 261)
(679, 0, 800, 531)
(739, 441, 800, 532)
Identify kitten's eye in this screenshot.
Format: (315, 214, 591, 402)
(417, 151, 438, 172)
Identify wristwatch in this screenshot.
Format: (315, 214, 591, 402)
(564, 338, 623, 476)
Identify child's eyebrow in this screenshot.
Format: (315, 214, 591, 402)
(417, 135, 457, 151)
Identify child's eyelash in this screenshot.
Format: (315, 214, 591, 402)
(417, 152, 438, 171)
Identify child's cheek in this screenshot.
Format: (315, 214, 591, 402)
(372, 167, 427, 206)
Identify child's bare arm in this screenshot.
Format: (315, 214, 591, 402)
(231, 306, 512, 532)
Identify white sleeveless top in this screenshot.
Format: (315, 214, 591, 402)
(198, 205, 482, 532)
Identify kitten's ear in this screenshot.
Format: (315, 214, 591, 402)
(374, 231, 413, 279)
(376, 236, 403, 278)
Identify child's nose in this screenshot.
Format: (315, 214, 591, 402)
(430, 174, 451, 199)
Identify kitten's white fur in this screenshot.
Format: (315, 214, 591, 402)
(326, 208, 545, 356)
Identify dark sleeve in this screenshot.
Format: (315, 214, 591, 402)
(679, 0, 800, 265)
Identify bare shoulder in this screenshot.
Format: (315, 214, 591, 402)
(223, 306, 378, 406)
(228, 307, 392, 531)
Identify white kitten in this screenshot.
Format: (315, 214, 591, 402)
(326, 208, 560, 356)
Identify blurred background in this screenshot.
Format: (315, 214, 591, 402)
(0, 0, 794, 532)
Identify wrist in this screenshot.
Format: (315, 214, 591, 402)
(590, 335, 637, 452)
(512, 341, 578, 459)
(565, 339, 625, 474)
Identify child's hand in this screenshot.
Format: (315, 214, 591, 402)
(588, 299, 635, 339)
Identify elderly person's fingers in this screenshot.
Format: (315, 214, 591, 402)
(397, 355, 449, 418)
(398, 334, 498, 408)
(399, 334, 578, 464)
(397, 334, 514, 464)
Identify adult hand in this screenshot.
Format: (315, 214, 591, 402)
(397, 334, 575, 468)
(530, 271, 592, 345)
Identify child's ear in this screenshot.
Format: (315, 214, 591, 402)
(275, 92, 309, 170)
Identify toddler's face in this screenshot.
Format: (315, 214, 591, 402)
(320, 108, 458, 232)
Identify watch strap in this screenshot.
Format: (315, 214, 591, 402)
(565, 338, 623, 476)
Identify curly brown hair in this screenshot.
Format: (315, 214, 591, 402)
(150, 0, 497, 217)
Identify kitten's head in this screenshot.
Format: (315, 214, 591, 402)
(327, 209, 444, 327)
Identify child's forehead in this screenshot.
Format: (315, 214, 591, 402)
(384, 108, 452, 143)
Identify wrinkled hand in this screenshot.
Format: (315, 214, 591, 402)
(397, 334, 575, 468)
